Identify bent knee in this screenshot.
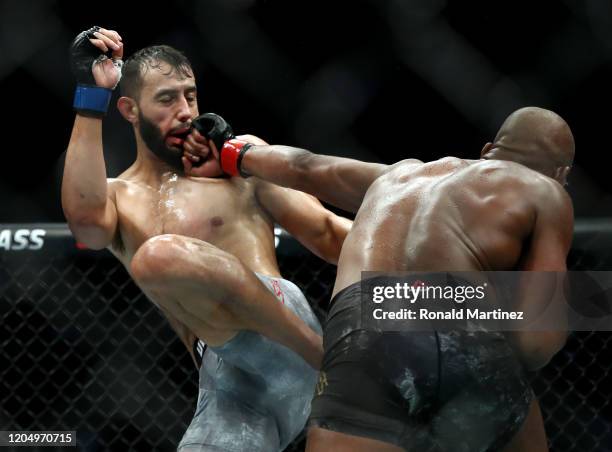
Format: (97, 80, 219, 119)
(130, 234, 243, 288)
(130, 234, 189, 284)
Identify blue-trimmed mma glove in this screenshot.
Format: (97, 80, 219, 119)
(191, 113, 252, 176)
(70, 26, 123, 118)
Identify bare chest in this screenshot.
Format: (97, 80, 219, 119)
(115, 176, 254, 254)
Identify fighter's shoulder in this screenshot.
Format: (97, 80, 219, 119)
(471, 159, 538, 183)
(472, 158, 522, 172)
(107, 177, 133, 194)
(106, 177, 151, 202)
(469, 160, 568, 200)
(385, 158, 424, 173)
(395, 157, 424, 166)
(502, 167, 573, 225)
(530, 175, 573, 212)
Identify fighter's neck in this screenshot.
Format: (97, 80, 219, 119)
(129, 148, 183, 187)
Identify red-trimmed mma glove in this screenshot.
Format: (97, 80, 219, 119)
(219, 139, 253, 177)
(191, 113, 253, 177)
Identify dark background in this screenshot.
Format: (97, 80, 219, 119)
(1, 0, 612, 223)
(2, 2, 612, 450)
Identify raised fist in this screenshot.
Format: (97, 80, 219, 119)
(70, 26, 123, 90)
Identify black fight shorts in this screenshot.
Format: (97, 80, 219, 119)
(309, 277, 533, 452)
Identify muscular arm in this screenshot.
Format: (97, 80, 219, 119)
(242, 144, 387, 213)
(61, 115, 118, 250)
(62, 28, 122, 250)
(256, 180, 352, 264)
(510, 181, 574, 370)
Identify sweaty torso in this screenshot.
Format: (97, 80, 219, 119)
(334, 157, 542, 296)
(107, 169, 279, 275)
(105, 169, 280, 357)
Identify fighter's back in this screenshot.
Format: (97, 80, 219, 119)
(334, 157, 566, 295)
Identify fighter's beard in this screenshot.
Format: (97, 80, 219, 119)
(138, 112, 184, 171)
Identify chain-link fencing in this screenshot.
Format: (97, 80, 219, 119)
(1, 223, 611, 451)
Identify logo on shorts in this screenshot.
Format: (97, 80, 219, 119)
(316, 371, 328, 396)
(271, 280, 285, 304)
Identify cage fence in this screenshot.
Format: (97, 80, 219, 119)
(0, 222, 611, 451)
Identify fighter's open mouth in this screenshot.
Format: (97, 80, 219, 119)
(167, 128, 191, 147)
(169, 128, 190, 141)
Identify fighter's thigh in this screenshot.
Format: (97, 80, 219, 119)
(130, 234, 271, 338)
(501, 398, 549, 452)
(131, 234, 251, 294)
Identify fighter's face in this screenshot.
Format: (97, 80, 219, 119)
(136, 63, 199, 169)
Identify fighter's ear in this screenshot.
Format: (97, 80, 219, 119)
(117, 96, 138, 123)
(480, 142, 494, 158)
(554, 166, 571, 186)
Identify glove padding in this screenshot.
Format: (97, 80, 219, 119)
(191, 113, 252, 177)
(191, 113, 235, 152)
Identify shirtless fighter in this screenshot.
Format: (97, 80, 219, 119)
(61, 27, 351, 451)
(192, 107, 574, 451)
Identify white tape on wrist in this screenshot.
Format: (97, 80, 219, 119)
(91, 56, 123, 90)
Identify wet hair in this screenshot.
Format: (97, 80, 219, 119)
(120, 45, 193, 99)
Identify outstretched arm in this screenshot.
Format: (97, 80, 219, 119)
(244, 135, 355, 264)
(242, 137, 356, 263)
(183, 127, 387, 214)
(183, 114, 388, 212)
(241, 143, 387, 213)
(233, 136, 354, 264)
